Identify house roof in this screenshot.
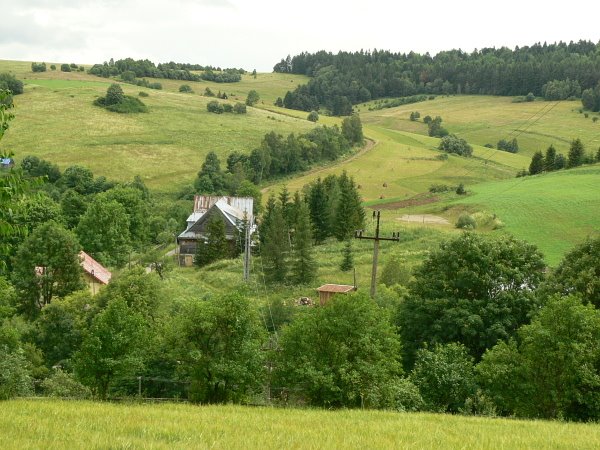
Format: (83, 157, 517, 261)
(79, 251, 112, 285)
(316, 284, 356, 293)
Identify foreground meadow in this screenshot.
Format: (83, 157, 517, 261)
(2, 399, 599, 449)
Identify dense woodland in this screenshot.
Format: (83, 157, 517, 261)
(275, 40, 600, 114)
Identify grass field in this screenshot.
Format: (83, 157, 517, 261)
(2, 399, 599, 449)
(447, 165, 600, 265)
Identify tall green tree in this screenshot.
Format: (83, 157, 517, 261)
(194, 214, 228, 268)
(77, 196, 131, 267)
(194, 151, 226, 194)
(74, 297, 146, 399)
(261, 205, 289, 284)
(334, 171, 365, 241)
(341, 114, 364, 145)
(245, 90, 260, 106)
(274, 293, 402, 408)
(543, 236, 600, 308)
(12, 221, 84, 318)
(308, 178, 330, 243)
(477, 295, 600, 420)
(528, 151, 544, 175)
(290, 202, 316, 284)
(104, 186, 150, 247)
(567, 138, 585, 168)
(544, 145, 557, 171)
(172, 292, 265, 403)
(399, 233, 546, 367)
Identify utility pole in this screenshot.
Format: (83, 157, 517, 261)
(243, 217, 252, 281)
(354, 210, 399, 298)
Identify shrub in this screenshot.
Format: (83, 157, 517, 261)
(409, 111, 420, 121)
(233, 102, 247, 114)
(179, 84, 193, 93)
(0, 347, 33, 400)
(105, 96, 147, 113)
(435, 153, 448, 161)
(525, 92, 535, 102)
(60, 63, 71, 72)
(148, 82, 162, 90)
(307, 110, 319, 122)
(50, 64, 56, 71)
(138, 91, 149, 97)
(69, 63, 78, 69)
(438, 134, 473, 157)
(456, 183, 466, 195)
(31, 62, 47, 73)
(204, 87, 215, 97)
(222, 103, 233, 113)
(207, 100, 224, 114)
(429, 184, 451, 193)
(456, 213, 476, 229)
(584, 113, 589, 118)
(0, 73, 24, 95)
(41, 369, 92, 399)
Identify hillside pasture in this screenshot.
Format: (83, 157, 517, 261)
(2, 400, 599, 449)
(3, 76, 314, 192)
(360, 95, 600, 159)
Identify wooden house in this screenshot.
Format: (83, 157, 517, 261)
(177, 195, 255, 266)
(316, 284, 357, 305)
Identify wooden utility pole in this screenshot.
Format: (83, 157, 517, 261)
(354, 210, 399, 298)
(243, 217, 252, 281)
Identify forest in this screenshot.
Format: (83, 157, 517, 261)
(275, 40, 600, 114)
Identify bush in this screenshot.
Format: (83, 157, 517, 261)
(138, 91, 149, 97)
(148, 82, 162, 90)
(456, 213, 476, 229)
(41, 368, 92, 399)
(0, 73, 24, 95)
(525, 92, 535, 102)
(31, 62, 47, 73)
(409, 111, 420, 121)
(179, 84, 193, 93)
(456, 183, 466, 195)
(233, 102, 247, 114)
(386, 378, 425, 412)
(104, 96, 147, 113)
(307, 110, 319, 122)
(438, 134, 473, 157)
(204, 87, 215, 97)
(222, 103, 233, 113)
(50, 64, 56, 71)
(207, 100, 224, 114)
(0, 347, 33, 400)
(60, 63, 71, 72)
(410, 343, 477, 413)
(429, 184, 451, 193)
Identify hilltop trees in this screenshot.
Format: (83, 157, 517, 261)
(93, 83, 147, 113)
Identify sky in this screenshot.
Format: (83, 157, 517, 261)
(2, 0, 600, 72)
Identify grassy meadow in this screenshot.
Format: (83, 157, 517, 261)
(2, 399, 599, 449)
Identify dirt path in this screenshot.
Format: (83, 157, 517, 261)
(396, 214, 450, 225)
(261, 138, 377, 193)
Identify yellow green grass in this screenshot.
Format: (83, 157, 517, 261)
(360, 95, 600, 159)
(2, 399, 599, 449)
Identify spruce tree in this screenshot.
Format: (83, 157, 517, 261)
(567, 138, 585, 168)
(308, 178, 330, 244)
(194, 214, 227, 267)
(334, 171, 365, 241)
(529, 151, 544, 175)
(259, 194, 277, 246)
(262, 206, 289, 284)
(291, 202, 316, 284)
(340, 239, 354, 272)
(544, 145, 557, 171)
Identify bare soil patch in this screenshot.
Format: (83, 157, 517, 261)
(397, 214, 450, 225)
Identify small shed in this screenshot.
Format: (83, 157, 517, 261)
(316, 284, 357, 306)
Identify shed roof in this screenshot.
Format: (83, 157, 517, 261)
(316, 284, 356, 293)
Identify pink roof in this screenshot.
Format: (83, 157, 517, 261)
(317, 284, 356, 293)
(79, 251, 112, 285)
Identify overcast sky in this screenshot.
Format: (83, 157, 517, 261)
(2, 0, 599, 72)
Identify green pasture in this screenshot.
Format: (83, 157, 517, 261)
(361, 95, 600, 158)
(2, 399, 599, 449)
(446, 165, 600, 265)
(2, 75, 314, 192)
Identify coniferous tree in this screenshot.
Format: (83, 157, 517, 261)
(291, 202, 316, 284)
(568, 138, 585, 168)
(262, 206, 289, 284)
(308, 178, 330, 244)
(195, 214, 228, 267)
(340, 239, 354, 272)
(544, 145, 557, 171)
(334, 172, 365, 241)
(259, 194, 277, 246)
(529, 151, 544, 175)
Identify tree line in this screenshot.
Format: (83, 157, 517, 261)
(274, 40, 600, 114)
(89, 58, 244, 83)
(527, 138, 600, 175)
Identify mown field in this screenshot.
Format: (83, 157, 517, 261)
(2, 400, 599, 449)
